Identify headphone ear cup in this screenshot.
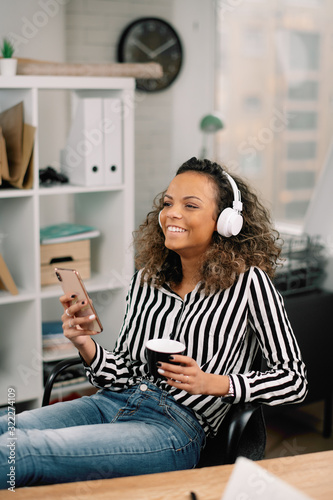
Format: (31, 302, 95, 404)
(217, 207, 243, 237)
(158, 211, 162, 228)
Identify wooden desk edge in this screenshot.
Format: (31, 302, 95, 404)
(3, 450, 333, 499)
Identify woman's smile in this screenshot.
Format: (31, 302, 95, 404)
(167, 225, 187, 233)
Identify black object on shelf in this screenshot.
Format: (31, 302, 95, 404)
(39, 166, 69, 186)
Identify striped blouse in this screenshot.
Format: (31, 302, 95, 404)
(84, 266, 308, 437)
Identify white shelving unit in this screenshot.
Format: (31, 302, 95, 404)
(0, 76, 135, 407)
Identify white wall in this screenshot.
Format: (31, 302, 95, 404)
(0, 0, 215, 229)
(0, 0, 65, 61)
(171, 0, 216, 174)
(0, 0, 67, 172)
(65, 0, 215, 227)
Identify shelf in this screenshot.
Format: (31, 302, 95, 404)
(0, 76, 135, 408)
(0, 75, 136, 90)
(0, 288, 35, 305)
(40, 272, 126, 299)
(43, 349, 79, 363)
(0, 188, 35, 199)
(38, 184, 125, 196)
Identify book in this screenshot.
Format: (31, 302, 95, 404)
(42, 321, 77, 359)
(40, 222, 100, 245)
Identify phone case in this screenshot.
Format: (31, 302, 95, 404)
(54, 267, 103, 333)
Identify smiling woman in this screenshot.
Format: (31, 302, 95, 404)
(134, 157, 282, 293)
(0, 157, 307, 489)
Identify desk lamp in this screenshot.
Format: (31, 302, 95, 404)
(199, 112, 224, 159)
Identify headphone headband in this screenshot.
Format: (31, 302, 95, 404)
(216, 170, 243, 237)
(223, 171, 243, 213)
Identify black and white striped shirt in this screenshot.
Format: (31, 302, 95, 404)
(84, 266, 308, 436)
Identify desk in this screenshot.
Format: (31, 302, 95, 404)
(3, 450, 333, 500)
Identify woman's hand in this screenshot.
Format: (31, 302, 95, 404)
(157, 355, 230, 396)
(59, 294, 98, 365)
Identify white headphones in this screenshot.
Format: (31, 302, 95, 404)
(216, 171, 243, 237)
(159, 171, 243, 238)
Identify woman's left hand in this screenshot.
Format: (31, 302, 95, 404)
(157, 355, 230, 396)
(157, 355, 210, 395)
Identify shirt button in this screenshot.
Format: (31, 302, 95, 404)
(140, 383, 148, 392)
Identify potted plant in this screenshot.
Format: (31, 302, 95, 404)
(0, 38, 17, 76)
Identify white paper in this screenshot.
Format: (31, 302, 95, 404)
(221, 456, 313, 500)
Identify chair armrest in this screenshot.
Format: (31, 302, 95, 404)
(225, 402, 265, 464)
(42, 356, 82, 407)
(197, 402, 266, 468)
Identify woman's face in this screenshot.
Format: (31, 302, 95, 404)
(160, 171, 218, 259)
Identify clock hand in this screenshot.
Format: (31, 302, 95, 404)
(150, 39, 177, 58)
(131, 39, 154, 58)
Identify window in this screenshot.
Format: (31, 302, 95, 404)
(287, 141, 317, 160)
(286, 171, 315, 190)
(214, 0, 333, 223)
(287, 111, 317, 130)
(289, 31, 320, 71)
(288, 80, 318, 100)
(243, 96, 262, 113)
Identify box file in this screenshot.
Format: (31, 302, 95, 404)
(103, 98, 123, 185)
(61, 97, 123, 187)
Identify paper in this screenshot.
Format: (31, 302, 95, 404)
(221, 457, 313, 500)
(0, 101, 23, 182)
(0, 253, 18, 295)
(10, 123, 35, 189)
(0, 126, 9, 185)
(0, 101, 36, 189)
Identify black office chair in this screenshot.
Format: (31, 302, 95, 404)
(42, 357, 266, 466)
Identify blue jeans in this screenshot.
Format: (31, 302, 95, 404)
(0, 381, 205, 488)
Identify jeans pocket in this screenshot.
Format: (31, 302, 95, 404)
(164, 403, 204, 444)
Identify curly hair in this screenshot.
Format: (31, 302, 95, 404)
(134, 157, 282, 293)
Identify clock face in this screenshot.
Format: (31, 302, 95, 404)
(117, 17, 183, 92)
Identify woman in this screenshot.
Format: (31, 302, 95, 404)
(0, 157, 307, 488)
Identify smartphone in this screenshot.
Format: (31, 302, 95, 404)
(55, 267, 103, 333)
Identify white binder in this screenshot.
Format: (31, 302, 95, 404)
(61, 98, 104, 186)
(103, 98, 123, 185)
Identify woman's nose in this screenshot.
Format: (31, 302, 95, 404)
(166, 204, 182, 219)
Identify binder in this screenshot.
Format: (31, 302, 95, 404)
(61, 98, 104, 186)
(103, 98, 123, 185)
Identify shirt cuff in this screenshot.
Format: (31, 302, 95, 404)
(221, 374, 250, 404)
(79, 339, 104, 376)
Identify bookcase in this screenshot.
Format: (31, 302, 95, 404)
(0, 76, 135, 407)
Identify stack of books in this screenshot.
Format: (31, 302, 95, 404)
(42, 321, 77, 361)
(40, 222, 100, 245)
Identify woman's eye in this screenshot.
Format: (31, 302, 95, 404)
(186, 204, 198, 209)
(163, 201, 171, 207)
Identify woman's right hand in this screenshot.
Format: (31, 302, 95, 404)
(59, 294, 98, 365)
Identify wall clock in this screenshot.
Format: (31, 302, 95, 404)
(117, 17, 183, 92)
